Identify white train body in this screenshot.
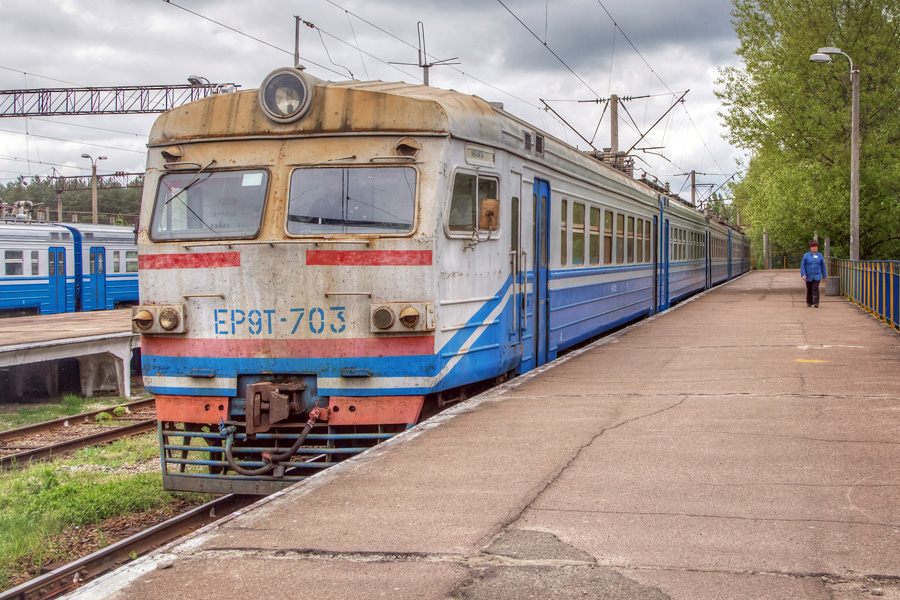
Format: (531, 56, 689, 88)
(134, 69, 749, 493)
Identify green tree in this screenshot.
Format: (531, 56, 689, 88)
(717, 0, 900, 260)
(1, 177, 141, 224)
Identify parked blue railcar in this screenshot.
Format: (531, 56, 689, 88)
(0, 220, 138, 316)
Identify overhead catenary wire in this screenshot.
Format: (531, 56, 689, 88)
(161, 0, 350, 79)
(496, 0, 603, 101)
(0, 127, 145, 154)
(318, 0, 541, 111)
(594, 0, 727, 175)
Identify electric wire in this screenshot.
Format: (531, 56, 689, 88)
(595, 0, 727, 176)
(0, 65, 85, 88)
(161, 0, 349, 79)
(496, 0, 603, 100)
(0, 127, 145, 154)
(345, 10, 370, 79)
(322, 0, 541, 109)
(29, 118, 146, 138)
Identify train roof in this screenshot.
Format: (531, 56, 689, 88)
(0, 221, 135, 245)
(149, 77, 666, 206)
(0, 220, 72, 241)
(59, 223, 136, 244)
(149, 73, 744, 231)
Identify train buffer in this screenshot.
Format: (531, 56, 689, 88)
(66, 271, 900, 598)
(0, 309, 138, 400)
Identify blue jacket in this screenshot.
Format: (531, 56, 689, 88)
(800, 251, 827, 281)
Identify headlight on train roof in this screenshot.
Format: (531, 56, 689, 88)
(158, 308, 181, 331)
(259, 67, 314, 124)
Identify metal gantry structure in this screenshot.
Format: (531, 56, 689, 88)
(0, 83, 237, 117)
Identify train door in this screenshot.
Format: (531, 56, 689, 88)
(727, 231, 733, 280)
(705, 231, 712, 289)
(89, 247, 107, 310)
(47, 247, 66, 313)
(533, 178, 551, 367)
(658, 219, 671, 312)
(509, 172, 523, 349)
(651, 216, 659, 314)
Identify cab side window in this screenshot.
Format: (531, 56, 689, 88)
(449, 173, 500, 234)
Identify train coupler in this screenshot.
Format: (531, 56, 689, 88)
(246, 381, 308, 434)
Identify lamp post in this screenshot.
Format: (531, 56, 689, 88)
(810, 46, 859, 261)
(81, 153, 107, 224)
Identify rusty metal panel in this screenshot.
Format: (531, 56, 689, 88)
(328, 395, 424, 426)
(156, 395, 228, 424)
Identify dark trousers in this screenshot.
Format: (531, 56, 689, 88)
(806, 279, 821, 306)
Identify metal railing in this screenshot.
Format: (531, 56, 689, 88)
(829, 258, 900, 331)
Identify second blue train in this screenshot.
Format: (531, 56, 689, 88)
(0, 219, 139, 316)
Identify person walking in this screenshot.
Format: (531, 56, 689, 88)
(800, 240, 827, 308)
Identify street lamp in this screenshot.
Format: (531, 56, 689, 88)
(81, 153, 107, 224)
(810, 46, 860, 261)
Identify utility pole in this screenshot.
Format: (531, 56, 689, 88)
(691, 170, 696, 207)
(610, 94, 619, 154)
(850, 64, 860, 260)
(81, 153, 106, 224)
(90, 163, 98, 224)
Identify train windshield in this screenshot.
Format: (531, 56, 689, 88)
(150, 170, 268, 241)
(287, 167, 416, 235)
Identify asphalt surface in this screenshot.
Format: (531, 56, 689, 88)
(70, 271, 900, 599)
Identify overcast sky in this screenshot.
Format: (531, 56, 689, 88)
(0, 0, 743, 201)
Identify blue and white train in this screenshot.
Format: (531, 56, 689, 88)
(0, 220, 139, 316)
(132, 67, 750, 494)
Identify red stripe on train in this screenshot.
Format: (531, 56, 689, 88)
(306, 250, 432, 266)
(141, 335, 435, 358)
(139, 252, 241, 270)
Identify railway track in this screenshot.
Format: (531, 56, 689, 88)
(0, 493, 256, 600)
(0, 398, 157, 470)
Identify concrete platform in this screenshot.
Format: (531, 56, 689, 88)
(0, 310, 138, 399)
(69, 272, 900, 599)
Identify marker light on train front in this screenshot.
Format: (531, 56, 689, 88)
(372, 307, 395, 330)
(131, 305, 186, 334)
(158, 308, 180, 331)
(259, 67, 314, 124)
(132, 310, 154, 331)
(399, 307, 420, 328)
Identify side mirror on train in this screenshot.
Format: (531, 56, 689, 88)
(479, 198, 500, 232)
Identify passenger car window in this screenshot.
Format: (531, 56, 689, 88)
(560, 200, 568, 266)
(589, 207, 600, 266)
(572, 203, 585, 266)
(603, 211, 613, 265)
(615, 214, 625, 265)
(4, 250, 23, 276)
(126, 251, 139, 273)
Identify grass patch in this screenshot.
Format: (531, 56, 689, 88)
(0, 433, 208, 591)
(0, 394, 139, 432)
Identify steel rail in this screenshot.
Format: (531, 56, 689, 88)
(0, 494, 255, 600)
(0, 420, 157, 470)
(0, 398, 156, 444)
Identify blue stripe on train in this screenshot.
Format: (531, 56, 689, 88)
(144, 277, 516, 397)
